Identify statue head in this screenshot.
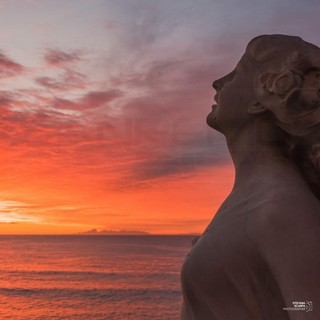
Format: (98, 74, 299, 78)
(207, 34, 320, 197)
(208, 34, 320, 136)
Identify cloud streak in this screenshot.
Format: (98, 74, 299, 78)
(44, 49, 82, 67)
(35, 70, 87, 91)
(0, 51, 24, 78)
(49, 89, 123, 110)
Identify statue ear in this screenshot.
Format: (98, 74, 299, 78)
(247, 102, 267, 114)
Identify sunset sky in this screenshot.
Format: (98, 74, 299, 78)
(0, 0, 319, 234)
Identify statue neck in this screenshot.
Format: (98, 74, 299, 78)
(224, 120, 305, 194)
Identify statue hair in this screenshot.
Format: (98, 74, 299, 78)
(248, 34, 320, 199)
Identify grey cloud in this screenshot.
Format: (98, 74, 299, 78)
(132, 130, 230, 180)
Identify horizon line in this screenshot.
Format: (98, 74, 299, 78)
(0, 233, 201, 236)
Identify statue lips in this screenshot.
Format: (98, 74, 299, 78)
(212, 95, 218, 110)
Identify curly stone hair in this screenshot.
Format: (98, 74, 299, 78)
(247, 34, 320, 199)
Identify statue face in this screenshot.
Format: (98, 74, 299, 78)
(206, 55, 255, 135)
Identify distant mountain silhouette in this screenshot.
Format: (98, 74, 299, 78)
(77, 228, 150, 235)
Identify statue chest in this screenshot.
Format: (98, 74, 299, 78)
(180, 214, 288, 320)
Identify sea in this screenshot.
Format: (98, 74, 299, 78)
(0, 235, 193, 320)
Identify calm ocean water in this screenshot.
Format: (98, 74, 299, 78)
(0, 235, 193, 319)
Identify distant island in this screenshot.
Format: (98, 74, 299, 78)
(77, 229, 150, 235)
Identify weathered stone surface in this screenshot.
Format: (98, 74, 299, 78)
(180, 35, 320, 320)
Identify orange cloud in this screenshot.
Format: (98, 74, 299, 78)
(0, 32, 234, 235)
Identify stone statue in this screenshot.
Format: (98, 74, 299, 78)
(180, 35, 320, 319)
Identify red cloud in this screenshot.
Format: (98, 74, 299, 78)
(44, 49, 82, 67)
(0, 52, 24, 78)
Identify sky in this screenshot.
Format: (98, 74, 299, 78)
(0, 0, 320, 234)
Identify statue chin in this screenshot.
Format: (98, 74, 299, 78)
(206, 107, 222, 132)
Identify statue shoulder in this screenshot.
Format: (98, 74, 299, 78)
(245, 194, 320, 298)
(245, 190, 320, 261)
(245, 189, 320, 249)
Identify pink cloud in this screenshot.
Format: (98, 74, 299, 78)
(0, 91, 16, 106)
(35, 70, 87, 91)
(0, 52, 24, 78)
(63, 70, 87, 88)
(35, 77, 66, 91)
(0, 40, 228, 196)
(80, 90, 121, 109)
(44, 49, 82, 67)
(50, 97, 77, 110)
(51, 90, 122, 110)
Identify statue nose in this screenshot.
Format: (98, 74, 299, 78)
(212, 70, 236, 91)
(212, 77, 225, 91)
(212, 79, 221, 91)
